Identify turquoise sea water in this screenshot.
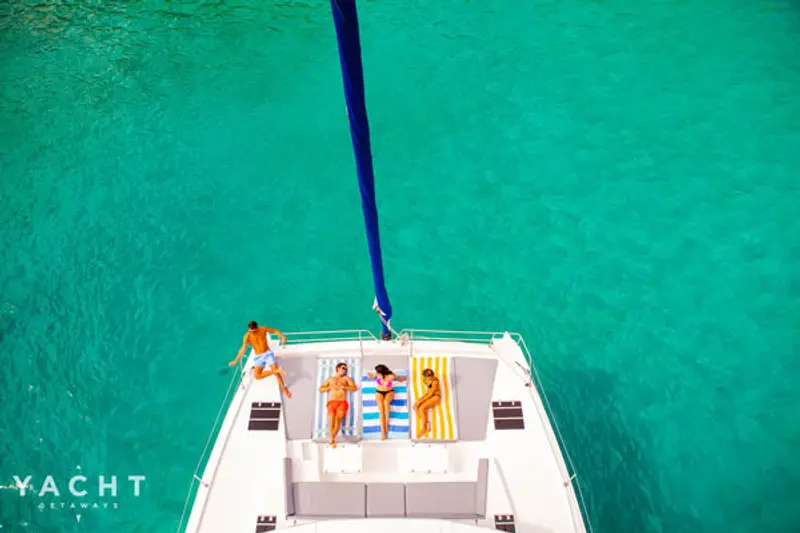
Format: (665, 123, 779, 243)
(1, 1, 798, 532)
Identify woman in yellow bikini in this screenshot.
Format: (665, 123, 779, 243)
(366, 364, 407, 440)
(413, 368, 441, 438)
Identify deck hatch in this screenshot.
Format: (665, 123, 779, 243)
(492, 401, 524, 430)
(255, 515, 276, 532)
(249, 402, 281, 431)
(494, 514, 516, 532)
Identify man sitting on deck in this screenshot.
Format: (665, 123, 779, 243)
(229, 321, 291, 398)
(319, 362, 358, 447)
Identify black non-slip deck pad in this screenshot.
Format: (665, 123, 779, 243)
(494, 514, 517, 533)
(492, 400, 525, 430)
(495, 514, 516, 532)
(249, 402, 281, 431)
(255, 515, 276, 532)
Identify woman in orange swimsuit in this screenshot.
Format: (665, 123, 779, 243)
(366, 364, 406, 440)
(413, 368, 441, 438)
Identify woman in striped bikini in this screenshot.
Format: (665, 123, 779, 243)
(366, 364, 407, 440)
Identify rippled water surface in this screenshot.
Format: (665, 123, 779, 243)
(1, 1, 799, 532)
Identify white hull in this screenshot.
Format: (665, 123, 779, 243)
(177, 330, 590, 533)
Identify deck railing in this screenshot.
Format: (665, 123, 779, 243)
(176, 330, 376, 532)
(400, 329, 511, 345)
(175, 356, 247, 533)
(281, 329, 379, 343)
(176, 328, 592, 533)
(400, 329, 594, 533)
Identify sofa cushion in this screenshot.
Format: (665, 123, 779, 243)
(283, 458, 294, 516)
(405, 482, 476, 518)
(366, 483, 406, 517)
(292, 482, 365, 518)
(475, 458, 489, 518)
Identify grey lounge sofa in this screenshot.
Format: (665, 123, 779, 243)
(284, 457, 489, 519)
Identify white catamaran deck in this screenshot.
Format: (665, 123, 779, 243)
(179, 331, 589, 533)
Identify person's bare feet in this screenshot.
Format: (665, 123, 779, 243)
(282, 388, 292, 399)
(381, 432, 387, 441)
(328, 438, 337, 448)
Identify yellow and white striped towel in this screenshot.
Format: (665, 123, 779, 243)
(410, 355, 458, 441)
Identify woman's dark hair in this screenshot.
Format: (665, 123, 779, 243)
(422, 368, 434, 378)
(374, 364, 392, 377)
(248, 320, 258, 330)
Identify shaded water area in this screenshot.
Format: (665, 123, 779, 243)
(1, 1, 798, 532)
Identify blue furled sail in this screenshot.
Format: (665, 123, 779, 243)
(330, 0, 393, 340)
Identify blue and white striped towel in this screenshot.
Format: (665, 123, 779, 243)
(361, 368, 410, 440)
(312, 357, 361, 441)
